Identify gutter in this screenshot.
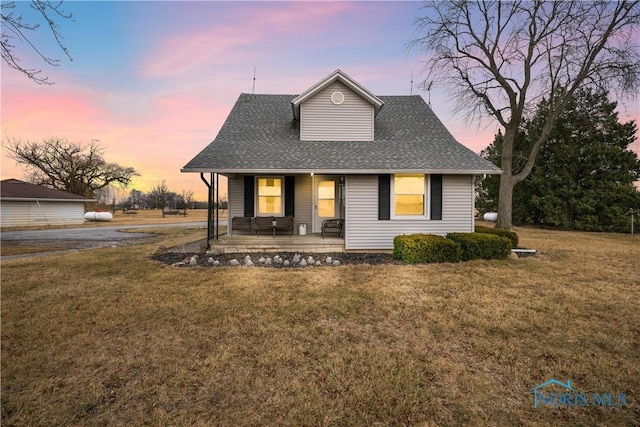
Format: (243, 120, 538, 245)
(181, 168, 502, 175)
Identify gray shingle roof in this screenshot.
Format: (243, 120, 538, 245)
(1, 179, 95, 201)
(182, 94, 500, 174)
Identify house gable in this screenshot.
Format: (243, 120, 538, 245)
(292, 69, 384, 142)
(300, 81, 375, 141)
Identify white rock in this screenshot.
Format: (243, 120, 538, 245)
(326, 256, 333, 264)
(307, 256, 314, 264)
(315, 260, 322, 266)
(229, 259, 240, 266)
(292, 254, 301, 263)
(283, 260, 290, 266)
(333, 260, 341, 266)
(258, 257, 265, 264)
(264, 257, 272, 266)
(207, 257, 215, 264)
(212, 260, 220, 266)
(299, 259, 308, 267)
(245, 259, 254, 266)
(189, 255, 198, 266)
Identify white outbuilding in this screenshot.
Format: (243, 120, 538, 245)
(0, 179, 95, 227)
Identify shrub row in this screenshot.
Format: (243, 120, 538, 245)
(446, 232, 512, 261)
(474, 225, 519, 248)
(393, 234, 462, 263)
(393, 231, 513, 264)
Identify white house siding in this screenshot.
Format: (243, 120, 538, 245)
(227, 174, 313, 235)
(345, 175, 475, 250)
(0, 201, 86, 227)
(300, 81, 374, 141)
(294, 174, 313, 234)
(227, 176, 245, 233)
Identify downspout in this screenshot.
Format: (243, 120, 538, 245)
(216, 173, 220, 240)
(200, 172, 215, 249)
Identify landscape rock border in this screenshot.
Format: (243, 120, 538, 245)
(153, 252, 401, 268)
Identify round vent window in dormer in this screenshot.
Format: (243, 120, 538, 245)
(331, 91, 345, 105)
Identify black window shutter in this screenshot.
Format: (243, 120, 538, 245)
(244, 176, 254, 217)
(378, 174, 390, 220)
(284, 176, 295, 217)
(430, 174, 443, 220)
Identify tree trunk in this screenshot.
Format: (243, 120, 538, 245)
(497, 172, 514, 229)
(496, 125, 517, 229)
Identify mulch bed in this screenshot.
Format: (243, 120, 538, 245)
(153, 252, 402, 267)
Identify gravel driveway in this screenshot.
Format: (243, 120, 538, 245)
(1, 222, 208, 261)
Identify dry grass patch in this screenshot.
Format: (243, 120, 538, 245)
(2, 228, 639, 426)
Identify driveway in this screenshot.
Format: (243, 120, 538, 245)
(1, 221, 213, 261)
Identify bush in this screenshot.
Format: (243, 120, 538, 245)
(393, 234, 462, 264)
(475, 225, 519, 248)
(446, 232, 512, 261)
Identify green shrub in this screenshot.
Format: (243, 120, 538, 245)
(393, 234, 462, 264)
(475, 225, 519, 248)
(446, 232, 512, 261)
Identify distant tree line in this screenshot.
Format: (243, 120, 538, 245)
(115, 182, 226, 216)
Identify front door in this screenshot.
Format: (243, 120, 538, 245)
(313, 175, 339, 233)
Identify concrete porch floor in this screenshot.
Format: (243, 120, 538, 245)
(179, 233, 346, 254)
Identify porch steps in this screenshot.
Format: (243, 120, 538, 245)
(208, 234, 345, 254)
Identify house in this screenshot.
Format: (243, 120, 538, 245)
(0, 179, 95, 227)
(182, 70, 500, 250)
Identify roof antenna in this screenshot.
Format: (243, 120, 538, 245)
(252, 66, 256, 95)
(427, 81, 433, 107)
(410, 71, 413, 95)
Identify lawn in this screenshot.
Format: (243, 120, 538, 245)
(1, 226, 638, 426)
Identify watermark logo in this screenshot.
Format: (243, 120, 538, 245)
(530, 378, 627, 408)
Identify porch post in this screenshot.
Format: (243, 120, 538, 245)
(200, 172, 216, 249)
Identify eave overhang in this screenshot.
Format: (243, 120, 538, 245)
(0, 197, 96, 202)
(182, 167, 502, 176)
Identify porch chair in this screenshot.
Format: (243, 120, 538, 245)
(274, 215, 294, 237)
(321, 219, 343, 238)
(231, 216, 253, 235)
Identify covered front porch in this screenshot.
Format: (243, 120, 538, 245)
(199, 171, 346, 250)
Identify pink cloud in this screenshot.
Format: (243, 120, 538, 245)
(140, 2, 354, 79)
(1, 70, 235, 201)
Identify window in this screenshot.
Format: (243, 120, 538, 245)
(393, 174, 425, 216)
(317, 180, 336, 217)
(257, 177, 282, 215)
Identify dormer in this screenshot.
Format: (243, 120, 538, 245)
(291, 69, 384, 141)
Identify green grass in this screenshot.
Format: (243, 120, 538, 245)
(2, 226, 639, 426)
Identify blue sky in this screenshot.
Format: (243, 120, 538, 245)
(2, 1, 638, 201)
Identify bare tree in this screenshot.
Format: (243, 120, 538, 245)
(1, 1, 73, 84)
(412, 0, 640, 228)
(180, 189, 194, 215)
(7, 138, 138, 198)
(147, 181, 171, 217)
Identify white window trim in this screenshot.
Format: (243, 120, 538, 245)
(255, 176, 284, 216)
(391, 174, 430, 220)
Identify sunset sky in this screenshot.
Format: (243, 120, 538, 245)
(2, 1, 638, 202)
